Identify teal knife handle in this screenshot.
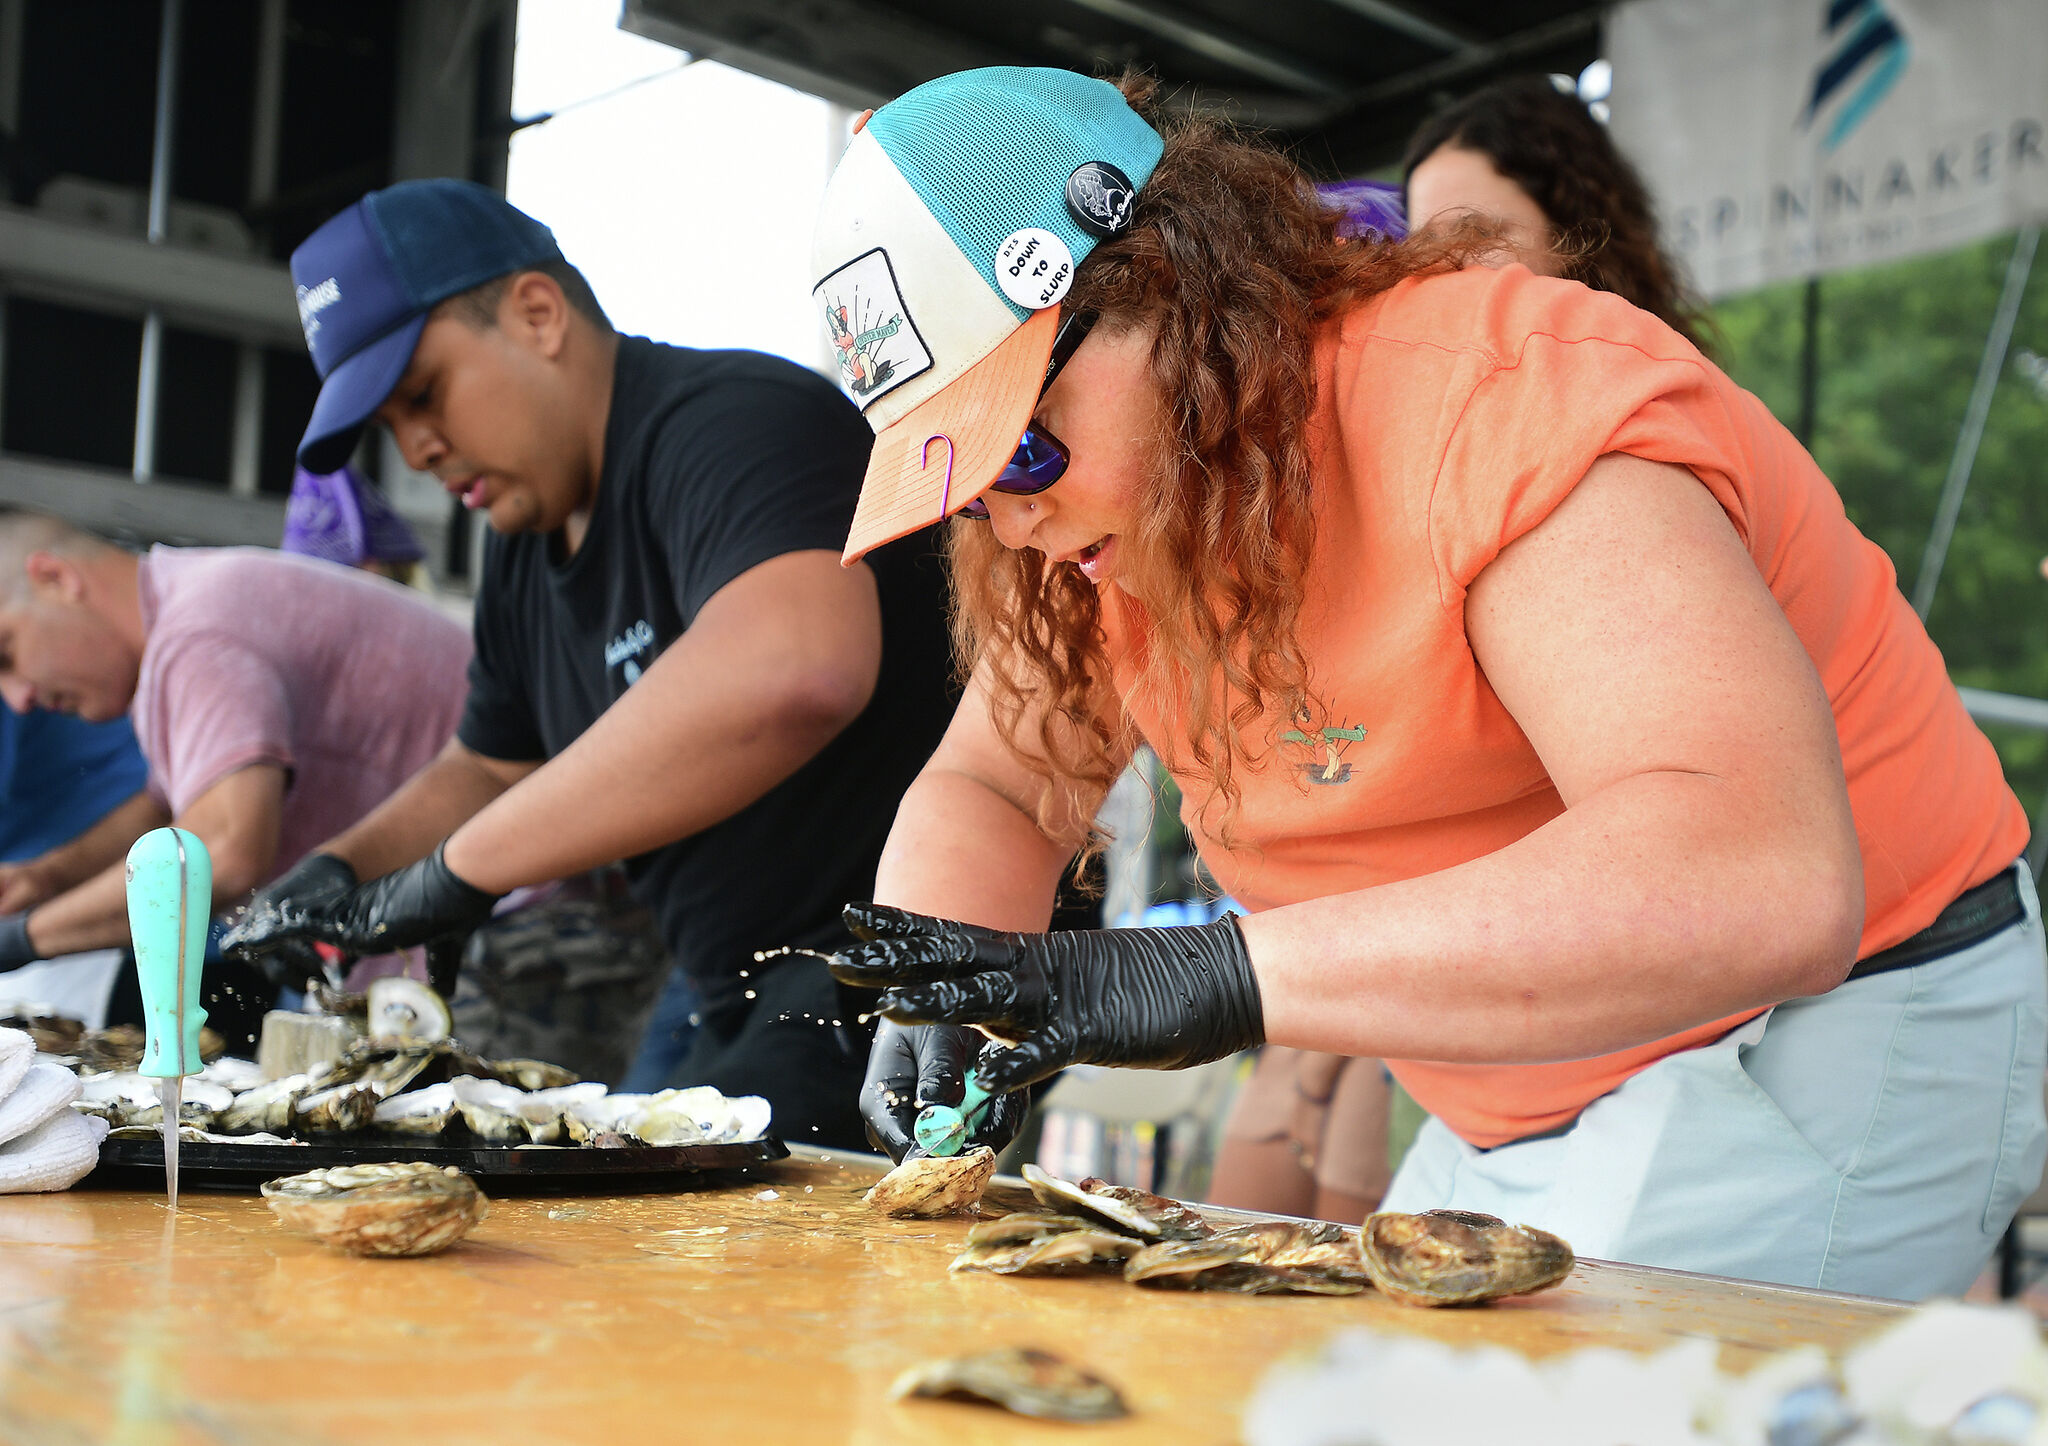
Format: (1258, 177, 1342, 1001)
(126, 827, 211, 1080)
(913, 1075, 997, 1157)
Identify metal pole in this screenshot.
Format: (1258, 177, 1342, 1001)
(1911, 224, 2041, 620)
(1796, 276, 1820, 447)
(230, 0, 285, 498)
(133, 0, 182, 483)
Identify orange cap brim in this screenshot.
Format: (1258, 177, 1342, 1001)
(841, 306, 1061, 565)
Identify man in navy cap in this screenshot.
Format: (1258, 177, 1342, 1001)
(225, 180, 953, 1147)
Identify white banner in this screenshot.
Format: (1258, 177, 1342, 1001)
(1607, 0, 2048, 296)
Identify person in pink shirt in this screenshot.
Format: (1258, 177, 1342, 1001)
(0, 510, 470, 1048)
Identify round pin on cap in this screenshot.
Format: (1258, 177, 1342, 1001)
(995, 228, 1074, 309)
(1066, 160, 1138, 239)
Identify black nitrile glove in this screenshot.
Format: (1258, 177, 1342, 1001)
(0, 913, 37, 973)
(222, 844, 499, 961)
(829, 903, 1264, 1096)
(859, 1020, 1034, 1164)
(220, 852, 358, 985)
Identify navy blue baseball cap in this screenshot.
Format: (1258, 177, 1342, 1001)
(290, 178, 564, 472)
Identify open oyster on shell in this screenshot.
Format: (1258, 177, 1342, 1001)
(864, 1146, 997, 1217)
(261, 1162, 488, 1257)
(1021, 1164, 1212, 1242)
(951, 1227, 1143, 1277)
(1125, 1220, 1368, 1295)
(891, 1346, 1129, 1422)
(1357, 1208, 1574, 1307)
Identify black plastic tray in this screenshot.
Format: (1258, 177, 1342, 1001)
(84, 1133, 789, 1195)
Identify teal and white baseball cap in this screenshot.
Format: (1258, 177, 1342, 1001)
(812, 67, 1163, 562)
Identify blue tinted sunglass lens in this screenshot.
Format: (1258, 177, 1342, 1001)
(997, 428, 1068, 492)
(954, 426, 1067, 522)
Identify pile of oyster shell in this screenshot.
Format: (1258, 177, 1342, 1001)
(62, 1038, 770, 1150)
(945, 1165, 1573, 1308)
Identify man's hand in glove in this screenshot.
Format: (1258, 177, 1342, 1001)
(219, 852, 358, 983)
(829, 902, 1265, 1097)
(222, 843, 500, 962)
(859, 1020, 1034, 1163)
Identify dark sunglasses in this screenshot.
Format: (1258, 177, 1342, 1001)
(958, 310, 1094, 521)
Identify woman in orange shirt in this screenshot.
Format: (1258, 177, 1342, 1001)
(810, 66, 2044, 1298)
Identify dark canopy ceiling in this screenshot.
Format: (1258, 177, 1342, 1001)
(621, 0, 1607, 178)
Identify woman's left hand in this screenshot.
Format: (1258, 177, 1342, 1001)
(828, 902, 1266, 1091)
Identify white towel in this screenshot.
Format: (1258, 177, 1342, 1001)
(0, 1063, 80, 1147)
(0, 1027, 32, 1100)
(0, 1110, 106, 1194)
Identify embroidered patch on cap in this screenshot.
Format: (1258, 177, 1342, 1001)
(994, 228, 1074, 310)
(1066, 161, 1137, 239)
(814, 248, 933, 409)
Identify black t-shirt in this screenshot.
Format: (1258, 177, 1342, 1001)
(459, 337, 954, 1012)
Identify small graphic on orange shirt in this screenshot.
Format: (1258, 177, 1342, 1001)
(1282, 708, 1368, 786)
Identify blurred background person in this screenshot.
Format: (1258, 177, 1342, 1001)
(279, 464, 430, 588)
(1402, 73, 1713, 353)
(0, 706, 155, 1026)
(0, 510, 472, 1051)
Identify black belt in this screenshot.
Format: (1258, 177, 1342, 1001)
(1847, 867, 2027, 982)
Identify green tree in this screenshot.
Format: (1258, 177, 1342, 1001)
(1713, 230, 2048, 824)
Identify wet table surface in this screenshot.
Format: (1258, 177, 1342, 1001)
(0, 1146, 1908, 1444)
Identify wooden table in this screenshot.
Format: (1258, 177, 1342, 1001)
(0, 1147, 1909, 1445)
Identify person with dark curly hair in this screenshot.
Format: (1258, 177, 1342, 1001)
(1403, 73, 1711, 351)
(810, 67, 2039, 1299)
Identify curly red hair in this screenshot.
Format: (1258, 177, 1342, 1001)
(948, 75, 1486, 845)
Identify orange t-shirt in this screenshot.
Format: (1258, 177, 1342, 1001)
(1101, 264, 2027, 1148)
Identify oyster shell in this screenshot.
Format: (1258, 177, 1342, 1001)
(195, 1056, 266, 1092)
(1077, 1176, 1214, 1241)
(1021, 1164, 1213, 1241)
(449, 1075, 526, 1142)
(292, 1082, 378, 1133)
(864, 1147, 997, 1217)
(261, 1162, 488, 1257)
(115, 1078, 236, 1130)
(219, 1075, 310, 1134)
(891, 1347, 1128, 1422)
(1357, 1209, 1574, 1307)
(963, 1212, 1098, 1247)
(1126, 1222, 1369, 1294)
(365, 977, 452, 1044)
(486, 1057, 578, 1092)
(561, 1092, 644, 1145)
(951, 1228, 1143, 1276)
(635, 1086, 770, 1145)
(512, 1082, 608, 1144)
(74, 1023, 225, 1074)
(109, 1125, 302, 1146)
(372, 1081, 458, 1135)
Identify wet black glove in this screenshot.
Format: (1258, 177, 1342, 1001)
(220, 852, 358, 985)
(0, 913, 36, 973)
(829, 903, 1264, 1095)
(859, 1020, 1034, 1163)
(222, 844, 499, 961)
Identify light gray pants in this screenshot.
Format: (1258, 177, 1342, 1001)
(1383, 865, 2048, 1301)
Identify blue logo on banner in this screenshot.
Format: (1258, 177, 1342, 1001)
(1802, 0, 1910, 152)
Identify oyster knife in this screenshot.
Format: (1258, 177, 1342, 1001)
(126, 828, 212, 1213)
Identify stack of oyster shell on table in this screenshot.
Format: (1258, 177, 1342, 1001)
(943, 1164, 1574, 1307)
(60, 1035, 770, 1150)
